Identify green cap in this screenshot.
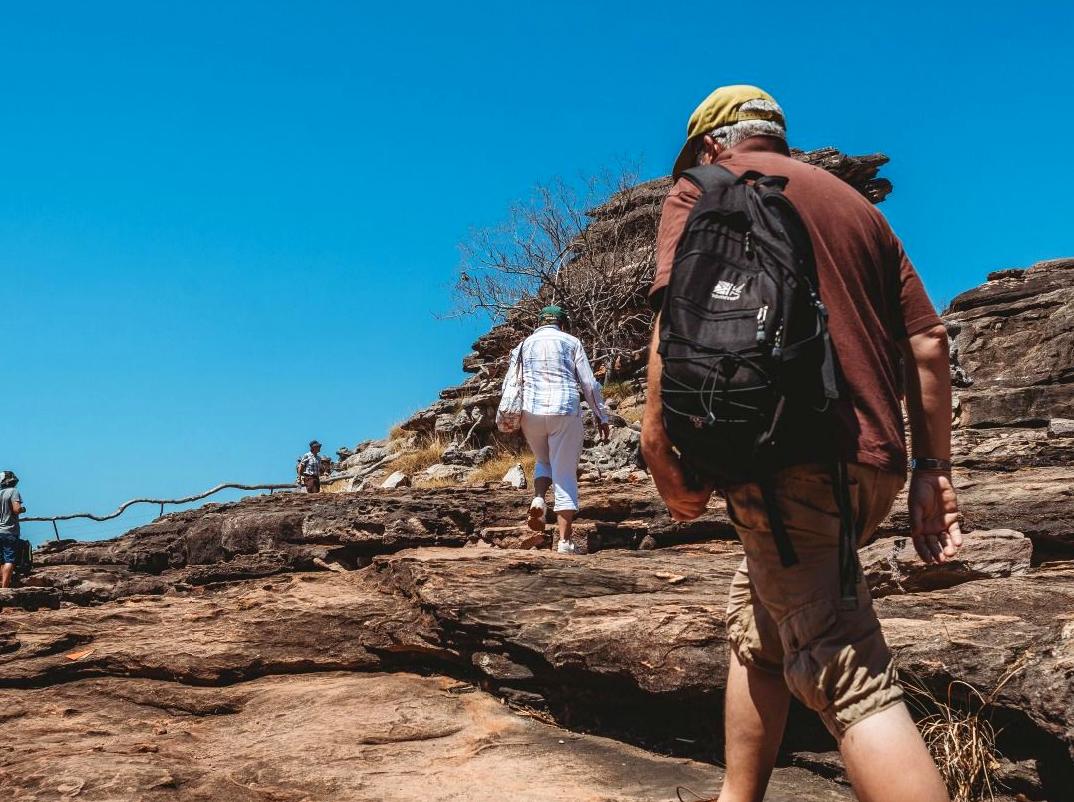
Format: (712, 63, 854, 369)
(538, 305, 565, 324)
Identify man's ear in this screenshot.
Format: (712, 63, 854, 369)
(697, 135, 722, 166)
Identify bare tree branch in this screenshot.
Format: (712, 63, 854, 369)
(449, 164, 655, 380)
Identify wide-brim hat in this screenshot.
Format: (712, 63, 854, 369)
(672, 85, 785, 178)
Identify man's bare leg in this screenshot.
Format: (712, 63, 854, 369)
(841, 702, 949, 802)
(1, 562, 13, 589)
(718, 647, 791, 802)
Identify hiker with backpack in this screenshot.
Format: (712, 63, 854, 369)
(498, 306, 611, 554)
(640, 85, 961, 802)
(0, 471, 26, 590)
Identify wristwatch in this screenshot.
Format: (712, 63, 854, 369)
(909, 457, 952, 472)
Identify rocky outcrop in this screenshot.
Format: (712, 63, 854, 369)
(18, 486, 738, 605)
(6, 145, 1074, 799)
(326, 147, 897, 490)
(948, 258, 1074, 443)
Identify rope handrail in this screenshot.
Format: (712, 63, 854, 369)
(23, 483, 296, 539)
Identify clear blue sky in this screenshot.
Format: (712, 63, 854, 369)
(4, 2, 1072, 543)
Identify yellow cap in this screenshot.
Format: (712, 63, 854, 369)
(672, 85, 785, 177)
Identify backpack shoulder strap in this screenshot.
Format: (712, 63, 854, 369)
(679, 164, 739, 195)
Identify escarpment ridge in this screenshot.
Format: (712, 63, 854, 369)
(3, 153, 1074, 800)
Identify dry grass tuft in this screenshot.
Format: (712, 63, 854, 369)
(602, 380, 635, 403)
(903, 654, 1030, 802)
(388, 423, 409, 441)
(412, 476, 457, 489)
(469, 450, 537, 485)
(387, 435, 447, 476)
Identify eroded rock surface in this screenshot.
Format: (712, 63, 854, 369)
(0, 672, 852, 802)
(3, 541, 1071, 797)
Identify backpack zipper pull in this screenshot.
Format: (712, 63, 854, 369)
(756, 305, 768, 345)
(744, 231, 754, 258)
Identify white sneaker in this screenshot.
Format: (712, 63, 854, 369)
(556, 538, 575, 554)
(527, 498, 547, 532)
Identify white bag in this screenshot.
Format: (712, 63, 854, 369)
(496, 347, 525, 434)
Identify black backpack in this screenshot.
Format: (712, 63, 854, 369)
(658, 164, 859, 607)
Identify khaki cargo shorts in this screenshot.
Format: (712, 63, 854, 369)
(724, 463, 905, 737)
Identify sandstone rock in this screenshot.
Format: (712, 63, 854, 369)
(0, 586, 61, 611)
(420, 463, 472, 483)
(472, 651, 535, 681)
(0, 671, 849, 802)
(479, 526, 549, 550)
(580, 425, 641, 477)
(861, 529, 1032, 597)
(947, 259, 1074, 434)
(6, 535, 1073, 795)
(1048, 417, 1074, 438)
(502, 462, 528, 489)
(380, 470, 411, 489)
(440, 443, 494, 466)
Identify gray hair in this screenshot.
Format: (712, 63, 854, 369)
(707, 98, 786, 152)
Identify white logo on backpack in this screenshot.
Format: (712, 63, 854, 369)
(711, 280, 745, 301)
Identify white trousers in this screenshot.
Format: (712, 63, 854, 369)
(520, 412, 584, 512)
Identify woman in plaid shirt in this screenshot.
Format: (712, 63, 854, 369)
(503, 306, 610, 553)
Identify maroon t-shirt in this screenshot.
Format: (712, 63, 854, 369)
(650, 140, 942, 474)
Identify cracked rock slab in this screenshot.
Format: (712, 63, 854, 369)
(0, 671, 852, 802)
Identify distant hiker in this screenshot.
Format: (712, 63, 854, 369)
(500, 306, 610, 554)
(642, 85, 961, 802)
(297, 440, 328, 493)
(0, 471, 25, 589)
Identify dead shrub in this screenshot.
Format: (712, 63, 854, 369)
(902, 653, 1030, 802)
(469, 450, 537, 486)
(387, 436, 447, 477)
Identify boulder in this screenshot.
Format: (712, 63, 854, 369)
(420, 463, 472, 483)
(861, 528, 1032, 597)
(441, 444, 495, 466)
(579, 425, 641, 477)
(502, 463, 528, 489)
(380, 471, 411, 490)
(1049, 418, 1074, 438)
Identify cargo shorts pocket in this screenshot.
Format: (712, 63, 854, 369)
(726, 592, 783, 675)
(779, 598, 842, 715)
(780, 595, 899, 736)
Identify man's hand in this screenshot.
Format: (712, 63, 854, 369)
(599, 421, 611, 443)
(641, 314, 713, 521)
(641, 420, 714, 521)
(908, 471, 963, 564)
